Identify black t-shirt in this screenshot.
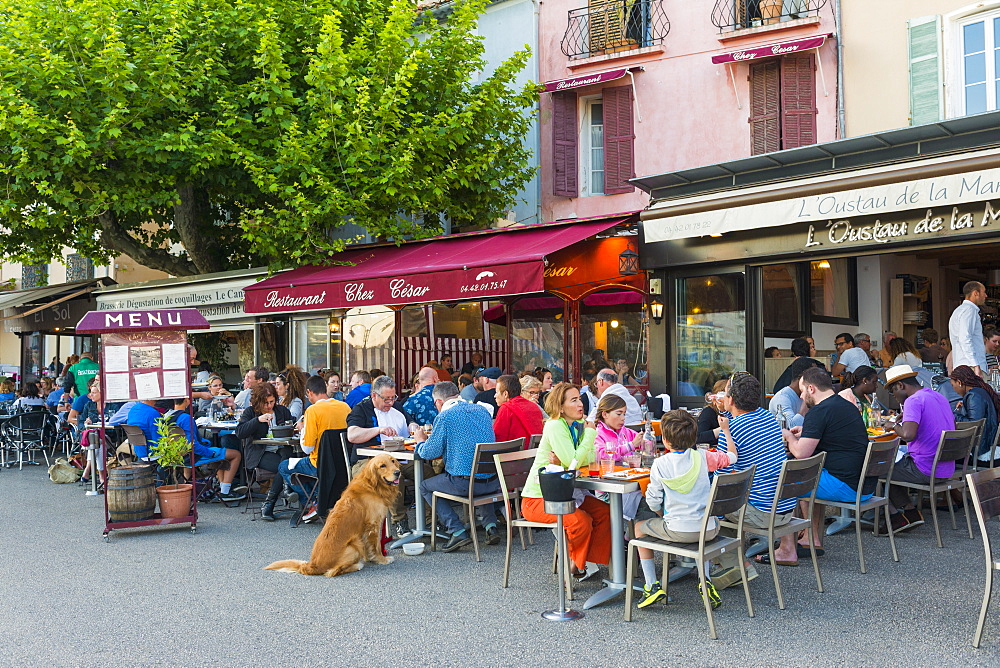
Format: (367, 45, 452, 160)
(801, 393, 874, 494)
(773, 357, 825, 394)
(475, 388, 498, 413)
(346, 398, 414, 462)
(697, 407, 720, 445)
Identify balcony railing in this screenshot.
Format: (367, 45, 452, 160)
(711, 0, 827, 32)
(561, 0, 670, 59)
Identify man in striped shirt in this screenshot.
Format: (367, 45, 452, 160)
(715, 372, 794, 577)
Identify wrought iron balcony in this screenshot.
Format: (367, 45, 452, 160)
(711, 0, 827, 32)
(561, 0, 670, 59)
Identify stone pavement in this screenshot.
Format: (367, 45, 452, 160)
(3, 465, 1000, 667)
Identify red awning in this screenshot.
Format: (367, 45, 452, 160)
(710, 34, 830, 65)
(244, 218, 630, 314)
(542, 67, 640, 94)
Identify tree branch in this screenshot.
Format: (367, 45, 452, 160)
(97, 211, 198, 277)
(173, 182, 218, 274)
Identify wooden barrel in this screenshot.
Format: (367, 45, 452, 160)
(107, 464, 157, 522)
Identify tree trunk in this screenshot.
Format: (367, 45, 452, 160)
(97, 211, 198, 277)
(174, 183, 218, 275)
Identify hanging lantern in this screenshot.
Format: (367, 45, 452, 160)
(618, 244, 639, 276)
(649, 298, 664, 325)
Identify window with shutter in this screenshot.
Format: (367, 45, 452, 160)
(602, 85, 636, 194)
(749, 60, 780, 155)
(552, 91, 579, 197)
(908, 15, 942, 125)
(779, 54, 817, 149)
(954, 9, 1000, 116)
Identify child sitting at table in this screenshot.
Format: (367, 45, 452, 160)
(632, 410, 738, 611)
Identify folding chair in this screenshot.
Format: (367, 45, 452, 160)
(815, 438, 900, 573)
(720, 454, 825, 610)
(625, 466, 757, 639)
(494, 448, 572, 599)
(0, 411, 50, 469)
(885, 426, 978, 548)
(430, 438, 525, 561)
(968, 467, 1000, 648)
(528, 433, 542, 450)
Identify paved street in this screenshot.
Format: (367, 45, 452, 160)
(4, 466, 1000, 667)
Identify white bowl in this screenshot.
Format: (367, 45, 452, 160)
(402, 542, 426, 556)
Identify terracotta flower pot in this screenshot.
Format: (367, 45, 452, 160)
(760, 0, 783, 24)
(156, 484, 193, 518)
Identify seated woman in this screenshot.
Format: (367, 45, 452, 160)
(520, 382, 610, 581)
(324, 372, 345, 402)
(0, 379, 15, 402)
(235, 383, 294, 520)
(889, 337, 922, 368)
(614, 359, 636, 386)
(41, 377, 61, 410)
(533, 367, 554, 408)
(838, 365, 878, 425)
(167, 396, 245, 502)
(12, 381, 48, 412)
(950, 365, 1000, 463)
(274, 370, 306, 421)
(519, 375, 546, 418)
(697, 380, 728, 444)
(67, 377, 105, 485)
(594, 393, 642, 460)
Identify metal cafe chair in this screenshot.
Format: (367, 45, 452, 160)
(494, 448, 572, 600)
(430, 438, 524, 561)
(884, 426, 978, 548)
(967, 467, 1000, 648)
(625, 466, 757, 640)
(721, 453, 826, 610)
(957, 418, 987, 471)
(816, 438, 901, 573)
(0, 411, 51, 469)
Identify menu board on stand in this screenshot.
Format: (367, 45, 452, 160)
(75, 308, 211, 541)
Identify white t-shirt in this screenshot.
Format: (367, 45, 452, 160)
(893, 352, 922, 369)
(838, 346, 870, 373)
(375, 407, 410, 437)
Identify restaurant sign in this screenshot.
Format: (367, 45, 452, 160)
(245, 263, 543, 314)
(711, 34, 829, 65)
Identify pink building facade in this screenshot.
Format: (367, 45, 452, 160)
(537, 0, 841, 223)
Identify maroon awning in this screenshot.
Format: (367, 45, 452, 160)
(710, 34, 830, 64)
(542, 67, 639, 93)
(244, 217, 631, 314)
(75, 308, 210, 334)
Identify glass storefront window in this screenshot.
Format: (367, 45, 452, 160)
(811, 258, 856, 323)
(763, 263, 804, 335)
(486, 301, 506, 340)
(432, 303, 484, 339)
(579, 291, 646, 385)
(295, 318, 330, 375)
(400, 306, 428, 338)
(510, 298, 565, 381)
(344, 306, 395, 377)
(677, 274, 746, 397)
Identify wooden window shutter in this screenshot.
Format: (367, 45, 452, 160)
(552, 91, 579, 197)
(908, 15, 943, 125)
(589, 0, 626, 52)
(749, 60, 780, 155)
(779, 54, 817, 149)
(602, 85, 635, 194)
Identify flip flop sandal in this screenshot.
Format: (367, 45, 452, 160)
(796, 545, 826, 558)
(755, 554, 798, 567)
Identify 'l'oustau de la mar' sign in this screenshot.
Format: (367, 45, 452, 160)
(75, 308, 211, 334)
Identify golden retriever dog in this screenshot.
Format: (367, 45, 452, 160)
(265, 453, 401, 577)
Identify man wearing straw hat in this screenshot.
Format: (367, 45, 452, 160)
(882, 364, 955, 533)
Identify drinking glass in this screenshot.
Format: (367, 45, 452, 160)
(626, 452, 642, 468)
(588, 459, 600, 478)
(600, 456, 615, 477)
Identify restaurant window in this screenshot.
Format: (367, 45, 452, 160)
(762, 263, 805, 336)
(21, 263, 48, 289)
(486, 300, 506, 340)
(256, 317, 289, 371)
(955, 10, 1000, 115)
(344, 306, 395, 377)
(294, 318, 330, 375)
(432, 302, 485, 339)
(400, 306, 428, 338)
(810, 258, 857, 324)
(510, 297, 566, 382)
(749, 54, 817, 155)
(551, 87, 634, 198)
(579, 290, 646, 385)
(677, 273, 746, 397)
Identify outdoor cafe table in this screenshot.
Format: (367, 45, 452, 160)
(356, 446, 444, 549)
(573, 474, 643, 610)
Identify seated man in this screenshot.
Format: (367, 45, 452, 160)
(403, 366, 439, 427)
(781, 367, 872, 560)
(347, 375, 420, 537)
(414, 382, 500, 552)
(713, 372, 787, 585)
(884, 364, 956, 532)
(165, 397, 245, 502)
(344, 370, 373, 408)
(768, 357, 815, 429)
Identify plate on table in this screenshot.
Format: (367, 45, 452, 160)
(602, 468, 650, 480)
(210, 421, 239, 429)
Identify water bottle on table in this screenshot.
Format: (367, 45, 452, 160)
(641, 420, 656, 467)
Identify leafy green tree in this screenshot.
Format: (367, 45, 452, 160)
(0, 0, 536, 276)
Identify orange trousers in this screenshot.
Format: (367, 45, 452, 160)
(522, 495, 612, 570)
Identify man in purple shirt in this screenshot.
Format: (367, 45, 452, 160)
(885, 364, 956, 532)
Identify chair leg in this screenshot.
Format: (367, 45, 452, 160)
(963, 488, 974, 539)
(930, 487, 944, 548)
(736, 543, 754, 618)
(884, 505, 900, 563)
(518, 525, 528, 551)
(948, 488, 958, 530)
(469, 503, 482, 562)
(503, 522, 514, 588)
(855, 507, 866, 574)
(767, 537, 786, 610)
(430, 495, 439, 552)
(974, 567, 994, 647)
(808, 534, 823, 594)
(624, 542, 636, 621)
(698, 554, 718, 639)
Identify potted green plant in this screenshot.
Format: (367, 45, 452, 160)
(150, 418, 194, 518)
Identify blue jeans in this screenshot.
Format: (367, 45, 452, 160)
(816, 469, 872, 503)
(420, 473, 500, 534)
(279, 457, 317, 504)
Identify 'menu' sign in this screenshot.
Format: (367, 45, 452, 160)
(75, 308, 211, 334)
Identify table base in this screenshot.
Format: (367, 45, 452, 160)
(582, 581, 626, 609)
(541, 609, 584, 621)
(826, 509, 855, 536)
